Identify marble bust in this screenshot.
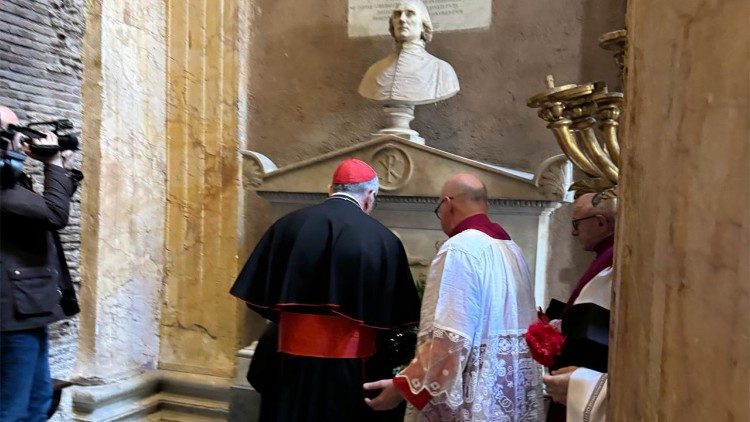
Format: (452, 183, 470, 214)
(358, 0, 460, 105)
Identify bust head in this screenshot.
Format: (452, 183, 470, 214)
(359, 0, 459, 106)
(389, 0, 433, 44)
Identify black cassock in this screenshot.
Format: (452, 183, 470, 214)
(230, 196, 421, 422)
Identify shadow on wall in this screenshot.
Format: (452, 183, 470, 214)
(247, 14, 387, 166)
(579, 0, 627, 91)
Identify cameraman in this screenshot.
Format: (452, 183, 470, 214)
(0, 106, 81, 420)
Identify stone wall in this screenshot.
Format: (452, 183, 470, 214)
(0, 0, 85, 408)
(245, 0, 626, 170)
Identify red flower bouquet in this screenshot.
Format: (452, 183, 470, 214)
(524, 316, 565, 368)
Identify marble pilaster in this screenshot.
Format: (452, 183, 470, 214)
(72, 0, 248, 419)
(159, 0, 245, 379)
(75, 0, 167, 386)
(609, 0, 749, 419)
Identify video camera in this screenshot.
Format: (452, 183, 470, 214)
(0, 119, 79, 156)
(1, 119, 79, 188)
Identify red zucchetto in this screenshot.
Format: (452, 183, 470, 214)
(331, 158, 377, 184)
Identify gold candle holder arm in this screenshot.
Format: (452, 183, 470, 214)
(600, 120, 621, 167)
(548, 118, 604, 177)
(594, 92, 623, 167)
(574, 117, 619, 183)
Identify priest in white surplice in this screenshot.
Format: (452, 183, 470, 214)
(364, 174, 543, 421)
(541, 193, 616, 422)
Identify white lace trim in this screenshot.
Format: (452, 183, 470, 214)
(401, 328, 542, 421)
(429, 323, 529, 338)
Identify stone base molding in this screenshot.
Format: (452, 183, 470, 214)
(71, 370, 233, 421)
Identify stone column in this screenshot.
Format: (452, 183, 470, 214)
(73, 0, 248, 419)
(610, 0, 749, 420)
(159, 0, 246, 380)
(72, 0, 169, 419)
(76, 0, 167, 386)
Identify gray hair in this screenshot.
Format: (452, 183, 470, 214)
(330, 176, 380, 202)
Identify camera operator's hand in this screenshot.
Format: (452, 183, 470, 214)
(60, 150, 74, 169)
(23, 132, 63, 167)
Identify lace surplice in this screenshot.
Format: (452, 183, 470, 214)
(396, 230, 543, 421)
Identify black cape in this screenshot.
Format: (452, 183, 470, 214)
(546, 301, 610, 422)
(230, 196, 420, 329)
(545, 299, 609, 373)
(231, 196, 421, 422)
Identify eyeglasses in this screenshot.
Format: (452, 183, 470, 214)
(434, 196, 454, 220)
(571, 214, 600, 230)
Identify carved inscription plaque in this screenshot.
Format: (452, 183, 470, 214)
(348, 0, 492, 38)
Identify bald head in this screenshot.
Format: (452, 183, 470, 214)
(0, 106, 19, 129)
(436, 173, 489, 234)
(443, 173, 488, 205)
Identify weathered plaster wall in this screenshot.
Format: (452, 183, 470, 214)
(610, 0, 749, 419)
(76, 0, 166, 382)
(246, 0, 625, 170)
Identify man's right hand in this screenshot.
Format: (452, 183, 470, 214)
(549, 318, 562, 332)
(363, 379, 405, 411)
(23, 132, 63, 167)
(543, 366, 578, 404)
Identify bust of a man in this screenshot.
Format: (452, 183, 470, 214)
(358, 0, 460, 105)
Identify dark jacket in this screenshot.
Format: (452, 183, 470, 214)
(1, 164, 80, 332)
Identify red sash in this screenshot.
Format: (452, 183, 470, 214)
(278, 312, 376, 358)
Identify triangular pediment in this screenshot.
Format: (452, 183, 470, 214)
(242, 135, 569, 201)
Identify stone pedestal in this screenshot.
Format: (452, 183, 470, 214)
(377, 104, 425, 145)
(228, 344, 261, 422)
(72, 370, 231, 421)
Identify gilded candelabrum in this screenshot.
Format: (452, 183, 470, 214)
(527, 30, 627, 198)
(599, 29, 628, 91)
(527, 75, 623, 197)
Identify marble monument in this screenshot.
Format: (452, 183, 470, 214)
(359, 0, 460, 144)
